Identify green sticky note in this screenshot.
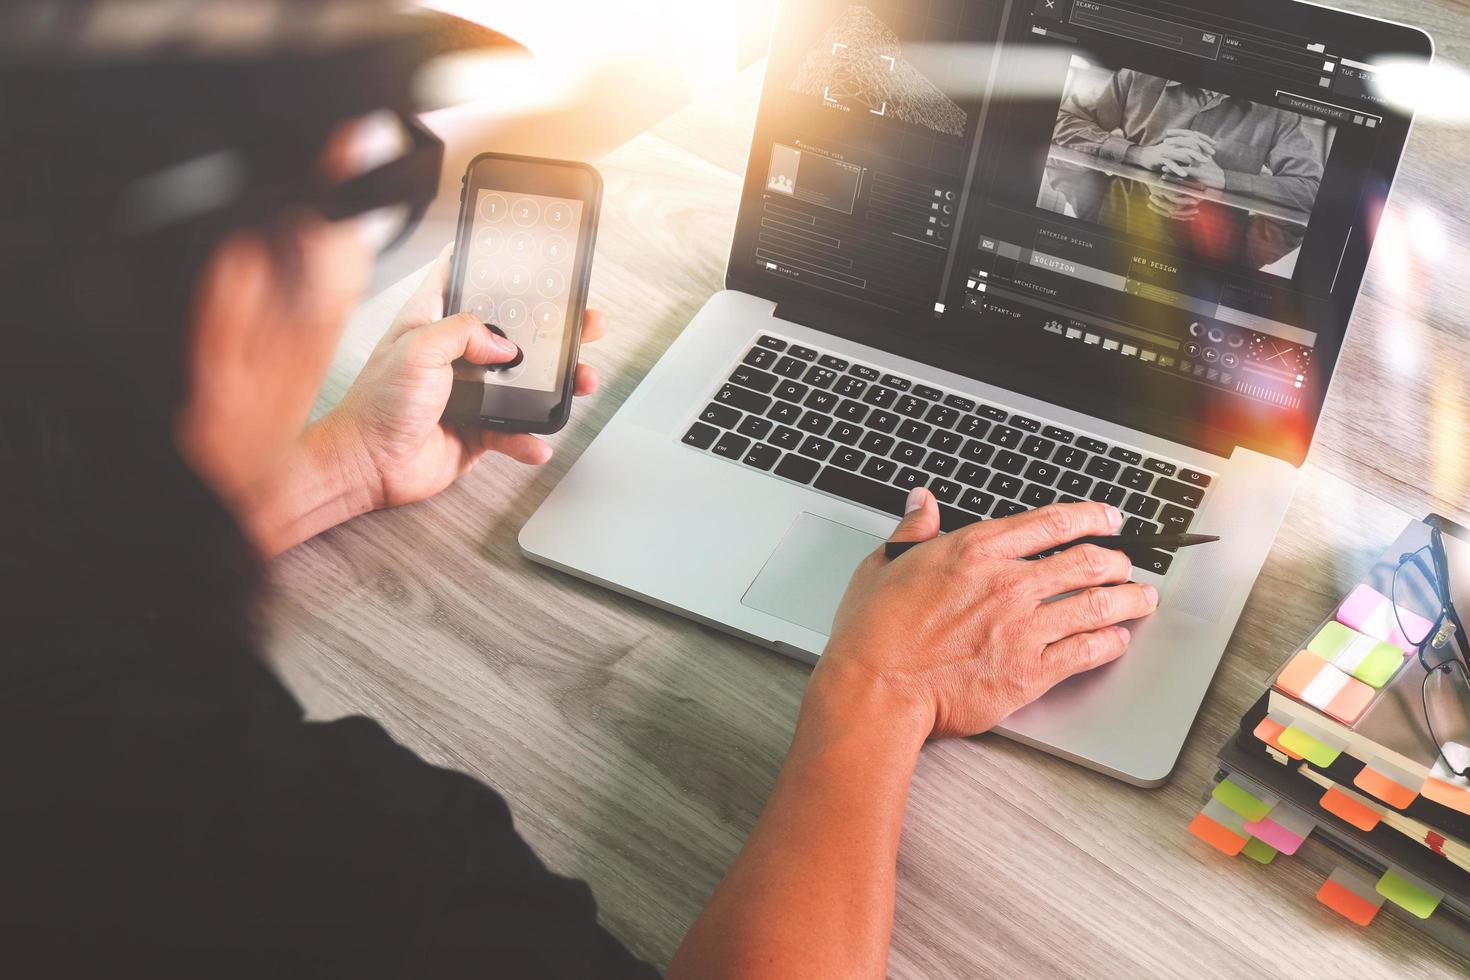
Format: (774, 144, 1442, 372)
(1307, 621, 1403, 688)
(1308, 621, 1355, 658)
(1212, 779, 1272, 822)
(1352, 646, 1404, 688)
(1279, 726, 1342, 768)
(1242, 837, 1277, 865)
(1377, 870, 1441, 919)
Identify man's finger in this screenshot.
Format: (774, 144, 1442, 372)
(965, 502, 1122, 559)
(1036, 582, 1158, 642)
(478, 430, 553, 465)
(573, 362, 599, 396)
(1160, 146, 1206, 167)
(409, 311, 519, 367)
(1041, 627, 1130, 684)
(885, 487, 940, 558)
(387, 243, 454, 341)
(581, 308, 609, 344)
(1024, 544, 1132, 599)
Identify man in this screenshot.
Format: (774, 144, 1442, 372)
(1055, 68, 1324, 213)
(1, 4, 1155, 976)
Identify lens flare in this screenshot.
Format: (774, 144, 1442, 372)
(423, 0, 753, 113)
(1370, 55, 1470, 125)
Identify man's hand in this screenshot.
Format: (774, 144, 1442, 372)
(1146, 185, 1204, 221)
(671, 495, 1160, 979)
(326, 245, 606, 510)
(1185, 154, 1227, 190)
(246, 246, 607, 555)
(812, 493, 1158, 739)
(1125, 128, 1217, 177)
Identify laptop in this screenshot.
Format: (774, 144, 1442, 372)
(522, 0, 1431, 785)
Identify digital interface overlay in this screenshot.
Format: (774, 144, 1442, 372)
(732, 0, 1420, 454)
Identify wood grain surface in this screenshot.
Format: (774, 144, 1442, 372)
(262, 2, 1470, 974)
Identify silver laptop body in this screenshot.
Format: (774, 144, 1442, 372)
(521, 0, 1428, 785)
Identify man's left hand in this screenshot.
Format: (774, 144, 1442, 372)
(325, 245, 606, 511)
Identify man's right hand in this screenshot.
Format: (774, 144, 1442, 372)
(811, 493, 1158, 740)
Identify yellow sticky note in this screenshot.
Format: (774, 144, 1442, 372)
(1279, 726, 1341, 768)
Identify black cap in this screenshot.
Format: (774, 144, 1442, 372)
(0, 1, 445, 200)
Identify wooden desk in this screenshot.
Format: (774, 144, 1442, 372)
(264, 2, 1470, 972)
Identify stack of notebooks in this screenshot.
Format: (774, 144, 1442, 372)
(1190, 515, 1470, 954)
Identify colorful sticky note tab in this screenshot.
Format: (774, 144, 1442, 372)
(1253, 716, 1304, 760)
(1274, 651, 1374, 724)
(1202, 798, 1247, 832)
(1278, 725, 1342, 768)
(1422, 777, 1470, 816)
(1244, 812, 1312, 855)
(1318, 867, 1385, 926)
(1241, 837, 1278, 864)
(1424, 743, 1470, 816)
(1189, 811, 1247, 857)
(1320, 786, 1383, 832)
(1212, 778, 1273, 822)
(1377, 869, 1442, 919)
(1354, 765, 1418, 810)
(1307, 621, 1405, 688)
(1337, 584, 1433, 654)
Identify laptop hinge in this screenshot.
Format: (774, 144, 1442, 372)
(770, 300, 828, 332)
(770, 296, 896, 341)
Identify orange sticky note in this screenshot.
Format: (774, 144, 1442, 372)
(1274, 651, 1376, 724)
(1318, 879, 1381, 926)
(1276, 650, 1328, 697)
(1321, 786, 1382, 831)
(1253, 716, 1304, 760)
(1189, 812, 1247, 856)
(1354, 767, 1417, 810)
(1323, 681, 1375, 725)
(1422, 778, 1470, 816)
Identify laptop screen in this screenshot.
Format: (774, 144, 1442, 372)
(726, 0, 1430, 464)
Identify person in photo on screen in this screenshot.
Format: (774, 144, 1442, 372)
(1054, 68, 1324, 213)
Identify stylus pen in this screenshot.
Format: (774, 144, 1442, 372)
(884, 532, 1220, 561)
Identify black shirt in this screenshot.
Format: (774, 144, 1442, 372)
(2, 507, 660, 977)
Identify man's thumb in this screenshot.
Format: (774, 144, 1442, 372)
(889, 487, 940, 545)
(425, 312, 519, 366)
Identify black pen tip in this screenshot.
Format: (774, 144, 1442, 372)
(1177, 533, 1221, 546)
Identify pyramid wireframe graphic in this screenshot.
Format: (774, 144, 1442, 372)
(789, 6, 967, 139)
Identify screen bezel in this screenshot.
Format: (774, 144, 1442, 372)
(447, 153, 601, 432)
(723, 0, 1432, 466)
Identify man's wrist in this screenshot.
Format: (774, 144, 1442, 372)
(248, 413, 379, 555)
(801, 655, 935, 756)
(1104, 135, 1136, 164)
(310, 410, 382, 507)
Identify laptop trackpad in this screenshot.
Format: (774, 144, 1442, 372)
(741, 513, 884, 636)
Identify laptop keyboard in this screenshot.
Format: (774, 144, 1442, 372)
(680, 334, 1214, 576)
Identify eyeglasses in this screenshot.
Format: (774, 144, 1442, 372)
(1393, 527, 1470, 778)
(117, 110, 443, 255)
(315, 112, 443, 255)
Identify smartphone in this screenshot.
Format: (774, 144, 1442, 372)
(443, 153, 602, 433)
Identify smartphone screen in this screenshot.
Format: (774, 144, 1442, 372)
(461, 189, 582, 392)
(445, 154, 601, 432)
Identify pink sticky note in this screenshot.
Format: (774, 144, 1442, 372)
(1337, 584, 1432, 654)
(1244, 816, 1307, 855)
